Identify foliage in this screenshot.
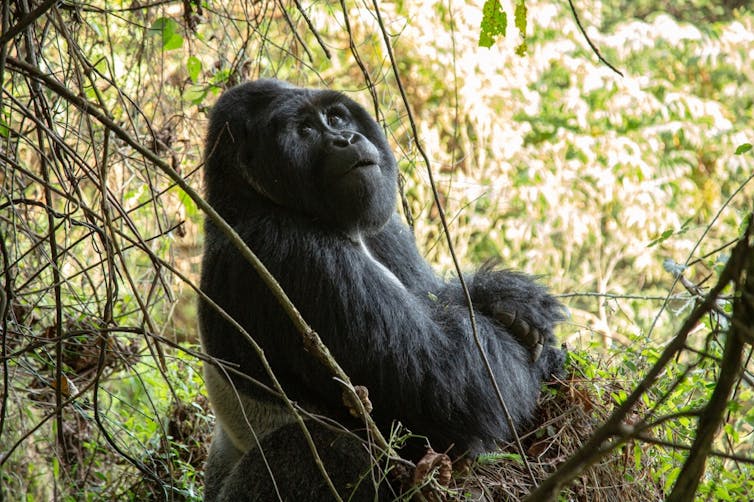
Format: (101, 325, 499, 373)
(0, 0, 752, 500)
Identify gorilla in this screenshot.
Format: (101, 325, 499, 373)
(199, 79, 565, 501)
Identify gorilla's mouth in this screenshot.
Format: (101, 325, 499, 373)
(349, 159, 378, 172)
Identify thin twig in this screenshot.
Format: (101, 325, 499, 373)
(19, 0, 69, 464)
(292, 0, 331, 59)
(0, 227, 10, 441)
(276, 0, 314, 64)
(338, 0, 380, 119)
(566, 0, 623, 77)
(368, 0, 538, 486)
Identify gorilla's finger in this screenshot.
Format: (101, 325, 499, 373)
(492, 306, 543, 359)
(531, 341, 544, 362)
(511, 317, 532, 342)
(496, 309, 516, 327)
(494, 307, 539, 347)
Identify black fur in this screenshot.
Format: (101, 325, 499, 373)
(212, 421, 395, 501)
(200, 79, 566, 501)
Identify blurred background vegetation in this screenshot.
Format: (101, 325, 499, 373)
(0, 0, 752, 500)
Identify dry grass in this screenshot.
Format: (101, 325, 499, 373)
(452, 370, 663, 501)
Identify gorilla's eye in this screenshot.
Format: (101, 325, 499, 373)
(297, 122, 315, 136)
(326, 106, 349, 128)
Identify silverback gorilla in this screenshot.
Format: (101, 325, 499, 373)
(199, 79, 566, 501)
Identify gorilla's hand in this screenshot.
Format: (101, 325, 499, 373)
(490, 304, 548, 361)
(471, 268, 566, 362)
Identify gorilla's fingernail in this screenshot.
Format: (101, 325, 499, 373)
(528, 328, 541, 348)
(499, 310, 515, 326)
(513, 318, 530, 336)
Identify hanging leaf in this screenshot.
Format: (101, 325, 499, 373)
(514, 0, 528, 55)
(734, 142, 752, 155)
(187, 55, 202, 82)
(0, 117, 9, 139)
(479, 0, 507, 49)
(184, 84, 208, 105)
(150, 17, 184, 51)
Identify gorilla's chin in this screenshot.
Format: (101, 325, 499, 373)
(313, 165, 393, 232)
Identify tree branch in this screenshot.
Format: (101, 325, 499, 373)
(525, 211, 753, 501)
(668, 216, 753, 500)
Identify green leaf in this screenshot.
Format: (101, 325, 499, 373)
(179, 190, 198, 218)
(165, 35, 183, 51)
(735, 143, 752, 155)
(150, 17, 183, 51)
(514, 0, 528, 55)
(477, 451, 523, 465)
(184, 84, 208, 105)
(514, 0, 527, 36)
(92, 54, 108, 74)
(211, 68, 231, 85)
(479, 0, 507, 49)
(647, 228, 674, 247)
(187, 56, 202, 83)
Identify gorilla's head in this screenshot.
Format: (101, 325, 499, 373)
(205, 79, 398, 235)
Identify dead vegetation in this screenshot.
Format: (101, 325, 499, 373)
(454, 369, 663, 501)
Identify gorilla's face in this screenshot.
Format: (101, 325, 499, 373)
(205, 80, 398, 234)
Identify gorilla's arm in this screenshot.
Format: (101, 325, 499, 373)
(367, 215, 566, 361)
(201, 215, 561, 457)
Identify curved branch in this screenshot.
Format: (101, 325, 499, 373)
(667, 217, 753, 500)
(567, 0, 623, 77)
(0, 0, 57, 46)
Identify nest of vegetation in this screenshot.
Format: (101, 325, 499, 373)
(129, 360, 664, 501)
(450, 369, 664, 501)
